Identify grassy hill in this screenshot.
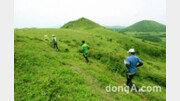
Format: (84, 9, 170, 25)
(120, 20, 166, 32)
(14, 18, 166, 101)
(107, 20, 166, 45)
(61, 17, 104, 30)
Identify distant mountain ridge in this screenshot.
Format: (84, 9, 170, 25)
(120, 20, 166, 32)
(105, 26, 126, 30)
(62, 18, 166, 33)
(105, 26, 126, 33)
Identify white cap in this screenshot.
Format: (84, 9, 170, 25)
(128, 49, 135, 53)
(52, 34, 55, 37)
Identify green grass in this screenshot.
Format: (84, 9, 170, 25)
(121, 32, 166, 46)
(14, 18, 166, 101)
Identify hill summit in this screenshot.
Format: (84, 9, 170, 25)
(61, 17, 103, 30)
(120, 20, 166, 32)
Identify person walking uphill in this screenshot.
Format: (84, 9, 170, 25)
(124, 49, 143, 89)
(52, 35, 59, 51)
(81, 40, 90, 63)
(44, 34, 49, 42)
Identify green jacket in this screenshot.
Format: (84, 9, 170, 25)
(52, 37, 57, 44)
(82, 44, 89, 55)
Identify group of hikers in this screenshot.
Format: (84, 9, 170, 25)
(44, 34, 59, 51)
(44, 34, 143, 89)
(44, 34, 90, 63)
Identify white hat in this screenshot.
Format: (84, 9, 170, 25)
(52, 34, 55, 37)
(128, 49, 135, 53)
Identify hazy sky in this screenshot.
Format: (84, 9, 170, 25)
(14, 0, 166, 28)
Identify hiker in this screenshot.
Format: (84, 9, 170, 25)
(44, 34, 49, 42)
(124, 49, 143, 88)
(52, 34, 59, 51)
(81, 40, 90, 63)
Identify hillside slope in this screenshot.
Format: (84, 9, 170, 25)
(14, 18, 166, 101)
(120, 20, 166, 32)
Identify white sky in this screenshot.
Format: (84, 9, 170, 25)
(14, 0, 166, 28)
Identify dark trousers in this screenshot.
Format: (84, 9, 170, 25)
(126, 73, 135, 87)
(54, 43, 58, 50)
(83, 54, 89, 63)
